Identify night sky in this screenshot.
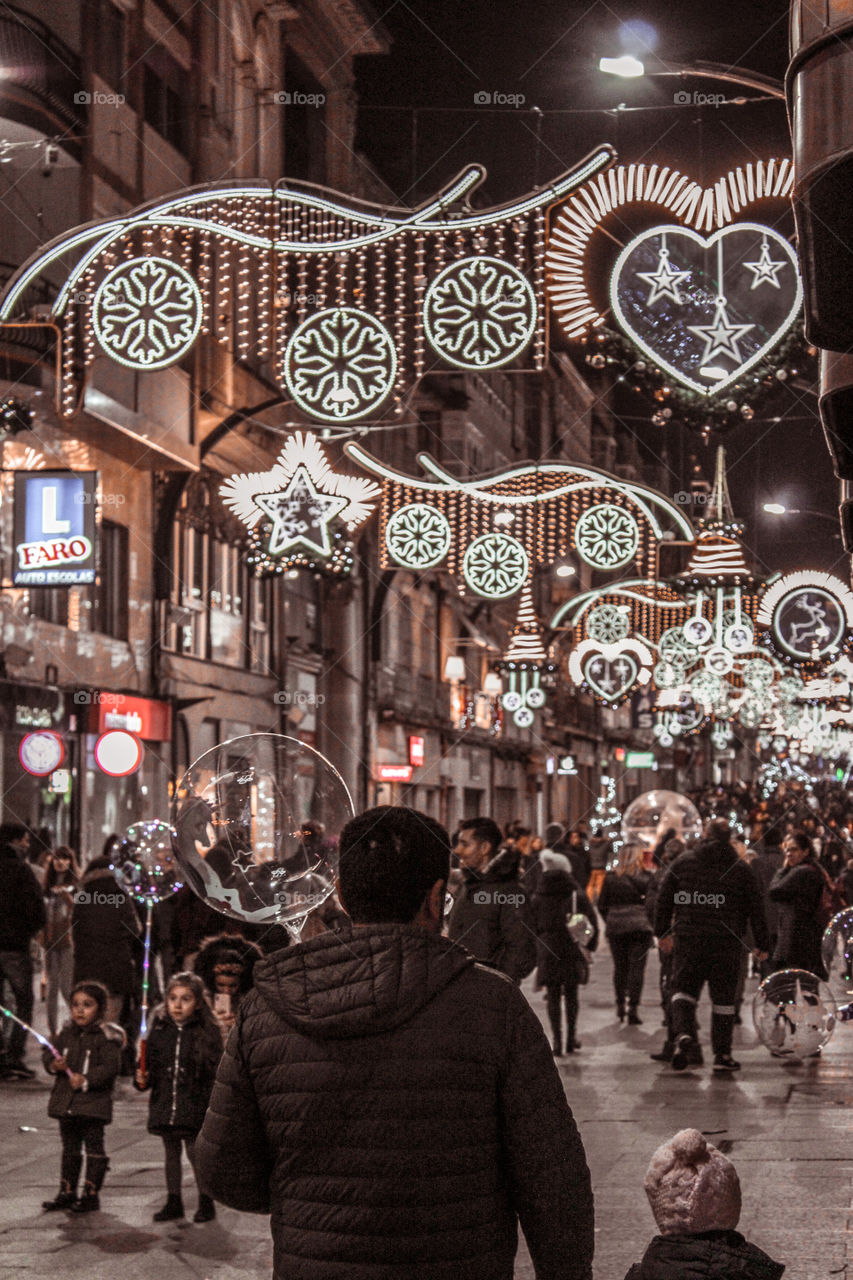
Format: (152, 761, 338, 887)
(354, 0, 840, 576)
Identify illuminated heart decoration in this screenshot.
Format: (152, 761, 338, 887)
(610, 223, 802, 396)
(569, 637, 653, 705)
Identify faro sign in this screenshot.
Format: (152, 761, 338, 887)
(13, 471, 97, 586)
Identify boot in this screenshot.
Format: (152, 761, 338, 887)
(71, 1155, 109, 1213)
(43, 1181, 76, 1211)
(153, 1194, 184, 1222)
(193, 1194, 216, 1223)
(628, 1007, 643, 1025)
(552, 1037, 563, 1057)
(616, 1001, 625, 1022)
(650, 1040, 674, 1063)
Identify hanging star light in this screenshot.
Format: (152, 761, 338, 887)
(687, 298, 755, 366)
(220, 432, 380, 578)
(636, 236, 691, 306)
(744, 236, 786, 289)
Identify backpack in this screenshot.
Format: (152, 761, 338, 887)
(817, 870, 847, 932)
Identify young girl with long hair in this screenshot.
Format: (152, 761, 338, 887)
(135, 971, 223, 1222)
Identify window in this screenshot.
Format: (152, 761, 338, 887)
(92, 519, 128, 639)
(28, 587, 68, 626)
(143, 49, 190, 154)
(248, 576, 273, 674)
(93, 1, 125, 90)
(209, 539, 244, 665)
(282, 47, 326, 184)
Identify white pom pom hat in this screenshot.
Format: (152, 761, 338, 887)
(644, 1129, 742, 1235)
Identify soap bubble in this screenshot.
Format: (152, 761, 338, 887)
(752, 969, 837, 1062)
(822, 908, 853, 995)
(171, 733, 354, 937)
(111, 819, 182, 903)
(621, 790, 702, 850)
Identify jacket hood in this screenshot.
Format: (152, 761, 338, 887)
(251, 923, 475, 1040)
(636, 1231, 784, 1280)
(536, 867, 578, 897)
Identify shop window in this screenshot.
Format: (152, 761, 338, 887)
(143, 48, 190, 154)
(91, 519, 128, 640)
(170, 520, 208, 658)
(93, 0, 125, 90)
(209, 539, 244, 665)
(248, 575, 272, 674)
(27, 586, 68, 626)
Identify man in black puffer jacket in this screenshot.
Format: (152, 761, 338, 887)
(196, 806, 594, 1280)
(0, 824, 45, 1079)
(446, 817, 536, 982)
(654, 819, 770, 1074)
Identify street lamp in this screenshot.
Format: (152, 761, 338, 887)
(763, 502, 838, 525)
(598, 56, 784, 100)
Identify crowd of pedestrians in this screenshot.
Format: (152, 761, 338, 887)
(0, 779, 844, 1275)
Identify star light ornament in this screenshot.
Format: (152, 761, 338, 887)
(220, 433, 380, 578)
(637, 239, 690, 307)
(744, 237, 786, 290)
(687, 297, 754, 366)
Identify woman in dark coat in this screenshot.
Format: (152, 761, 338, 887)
(768, 830, 828, 979)
(599, 844, 654, 1024)
(71, 856, 141, 1024)
(531, 852, 598, 1055)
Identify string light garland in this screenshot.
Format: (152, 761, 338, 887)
(0, 152, 615, 418)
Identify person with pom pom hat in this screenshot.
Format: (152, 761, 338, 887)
(625, 1129, 784, 1279)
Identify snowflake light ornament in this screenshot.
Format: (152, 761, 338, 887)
(463, 533, 529, 599)
(587, 604, 631, 644)
(93, 257, 202, 370)
(423, 257, 536, 369)
(385, 504, 452, 570)
(574, 504, 640, 571)
(284, 308, 397, 422)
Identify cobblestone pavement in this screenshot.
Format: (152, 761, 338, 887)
(1, 945, 850, 1278)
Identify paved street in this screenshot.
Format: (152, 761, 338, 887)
(1, 945, 850, 1279)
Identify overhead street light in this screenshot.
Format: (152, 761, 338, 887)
(599, 55, 645, 79)
(763, 502, 840, 529)
(598, 55, 784, 100)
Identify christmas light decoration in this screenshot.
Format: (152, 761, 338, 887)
(547, 158, 795, 338)
(568, 637, 653, 704)
(609, 223, 801, 397)
(0, 151, 615, 417)
(494, 584, 557, 728)
(590, 776, 623, 859)
(220, 432, 379, 578)
(756, 571, 853, 666)
(92, 257, 203, 370)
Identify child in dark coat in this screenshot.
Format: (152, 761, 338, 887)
(42, 980, 124, 1213)
(135, 970, 223, 1223)
(625, 1129, 784, 1279)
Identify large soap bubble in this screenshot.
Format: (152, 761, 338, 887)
(621, 789, 702, 850)
(752, 969, 837, 1062)
(111, 819, 182, 902)
(171, 733, 354, 937)
(822, 908, 853, 995)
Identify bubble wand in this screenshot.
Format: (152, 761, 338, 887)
(0, 1006, 71, 1077)
(137, 899, 154, 1075)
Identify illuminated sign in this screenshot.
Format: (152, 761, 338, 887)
(626, 750, 656, 769)
(94, 730, 143, 776)
(408, 736, 425, 767)
(375, 764, 414, 782)
(19, 731, 65, 776)
(89, 693, 172, 742)
(13, 470, 97, 585)
(558, 755, 578, 775)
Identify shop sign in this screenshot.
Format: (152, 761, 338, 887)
(49, 769, 70, 794)
(89, 693, 172, 742)
(375, 764, 413, 782)
(408, 736, 425, 767)
(558, 755, 578, 775)
(16, 704, 53, 728)
(626, 750, 656, 769)
(13, 470, 97, 585)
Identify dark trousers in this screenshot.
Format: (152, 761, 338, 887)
(59, 1116, 106, 1191)
(162, 1132, 199, 1197)
(671, 934, 741, 1056)
(0, 950, 33, 1063)
(545, 981, 579, 1049)
(609, 932, 650, 1011)
(659, 949, 675, 1042)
